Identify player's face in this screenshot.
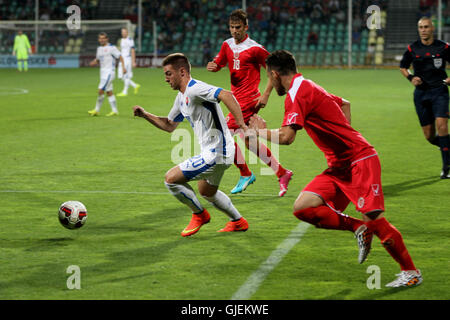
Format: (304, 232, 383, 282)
(98, 35, 108, 46)
(164, 65, 182, 91)
(229, 20, 248, 43)
(121, 29, 128, 38)
(418, 20, 434, 41)
(268, 68, 286, 96)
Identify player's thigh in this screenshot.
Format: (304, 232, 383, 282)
(431, 86, 449, 119)
(125, 60, 133, 78)
(343, 156, 385, 215)
(117, 61, 124, 79)
(16, 50, 28, 60)
(98, 74, 113, 92)
(178, 153, 227, 186)
(295, 171, 350, 213)
(414, 90, 435, 128)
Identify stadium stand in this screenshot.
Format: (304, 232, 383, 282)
(133, 0, 389, 66)
(1, 0, 393, 67)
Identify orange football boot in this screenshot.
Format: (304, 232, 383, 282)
(181, 209, 211, 237)
(218, 217, 249, 232)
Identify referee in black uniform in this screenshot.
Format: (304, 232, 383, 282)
(400, 16, 450, 179)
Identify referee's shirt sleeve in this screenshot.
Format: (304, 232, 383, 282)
(400, 47, 413, 69)
(444, 42, 450, 62)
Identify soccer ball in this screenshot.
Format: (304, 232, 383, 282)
(58, 201, 88, 229)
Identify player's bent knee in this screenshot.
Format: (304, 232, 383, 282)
(164, 170, 178, 184)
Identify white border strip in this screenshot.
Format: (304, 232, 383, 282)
(230, 222, 310, 300)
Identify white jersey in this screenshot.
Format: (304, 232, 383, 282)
(168, 78, 234, 160)
(96, 43, 121, 76)
(119, 37, 135, 60)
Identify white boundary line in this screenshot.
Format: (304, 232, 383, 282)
(0, 88, 29, 96)
(0, 189, 295, 198)
(230, 222, 310, 300)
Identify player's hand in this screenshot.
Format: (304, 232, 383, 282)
(411, 76, 422, 86)
(132, 61, 137, 68)
(206, 61, 218, 72)
(254, 94, 269, 111)
(444, 78, 450, 86)
(133, 105, 146, 118)
(249, 114, 267, 130)
(123, 67, 127, 74)
(12, 51, 15, 56)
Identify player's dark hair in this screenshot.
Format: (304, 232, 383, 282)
(98, 32, 108, 38)
(266, 50, 297, 76)
(162, 53, 191, 74)
(229, 9, 248, 26)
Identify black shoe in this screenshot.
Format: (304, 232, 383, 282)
(441, 168, 450, 179)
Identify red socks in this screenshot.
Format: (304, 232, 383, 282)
(293, 206, 363, 232)
(234, 141, 287, 178)
(254, 141, 287, 178)
(365, 217, 416, 271)
(234, 142, 252, 177)
(293, 207, 417, 271)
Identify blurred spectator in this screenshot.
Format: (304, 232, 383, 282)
(307, 30, 319, 46)
(202, 38, 212, 66)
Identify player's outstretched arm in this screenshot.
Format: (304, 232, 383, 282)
(255, 78, 274, 110)
(249, 114, 297, 145)
(218, 90, 247, 131)
(133, 106, 179, 133)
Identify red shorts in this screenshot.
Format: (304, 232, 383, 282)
(302, 154, 385, 214)
(226, 100, 259, 130)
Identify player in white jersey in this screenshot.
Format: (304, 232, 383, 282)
(117, 28, 141, 97)
(88, 32, 126, 116)
(133, 53, 249, 237)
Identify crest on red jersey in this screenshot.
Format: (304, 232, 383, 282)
(287, 112, 299, 125)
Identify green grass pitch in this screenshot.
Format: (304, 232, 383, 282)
(0, 66, 449, 300)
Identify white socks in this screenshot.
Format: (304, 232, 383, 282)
(95, 94, 117, 113)
(165, 182, 204, 213)
(203, 190, 242, 221)
(164, 182, 242, 221)
(107, 95, 118, 113)
(95, 94, 105, 112)
(123, 79, 137, 94)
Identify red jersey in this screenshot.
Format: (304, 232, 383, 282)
(282, 73, 376, 168)
(213, 35, 269, 110)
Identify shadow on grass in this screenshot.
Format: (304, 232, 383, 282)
(383, 176, 440, 198)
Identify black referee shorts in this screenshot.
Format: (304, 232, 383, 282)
(413, 85, 449, 127)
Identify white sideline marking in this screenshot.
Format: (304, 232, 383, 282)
(0, 189, 294, 198)
(230, 222, 310, 300)
(0, 87, 29, 95)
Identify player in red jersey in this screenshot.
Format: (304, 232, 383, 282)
(249, 50, 422, 288)
(207, 9, 293, 197)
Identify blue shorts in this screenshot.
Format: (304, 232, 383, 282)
(413, 85, 449, 127)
